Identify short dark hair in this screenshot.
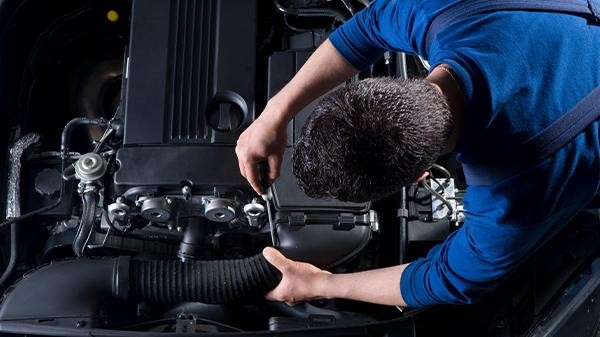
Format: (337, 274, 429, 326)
(292, 77, 453, 202)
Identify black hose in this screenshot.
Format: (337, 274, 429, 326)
(60, 117, 108, 156)
(0, 117, 108, 229)
(131, 254, 282, 304)
(0, 222, 18, 288)
(0, 256, 282, 322)
(72, 190, 98, 257)
(273, 0, 349, 23)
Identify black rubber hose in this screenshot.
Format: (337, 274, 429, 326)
(131, 254, 282, 304)
(0, 117, 108, 229)
(0, 222, 18, 288)
(60, 117, 107, 156)
(72, 191, 98, 257)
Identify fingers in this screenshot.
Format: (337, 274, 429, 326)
(234, 118, 286, 195)
(262, 247, 288, 272)
(267, 155, 282, 182)
(246, 164, 264, 195)
(235, 143, 265, 195)
(235, 138, 247, 179)
(263, 247, 289, 303)
(237, 156, 247, 180)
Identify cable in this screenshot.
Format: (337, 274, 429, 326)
(93, 127, 115, 153)
(0, 117, 108, 229)
(283, 15, 334, 32)
(273, 0, 350, 23)
(431, 163, 452, 179)
(421, 180, 454, 215)
(61, 117, 108, 155)
(339, 0, 355, 15)
(0, 157, 65, 229)
(0, 222, 18, 288)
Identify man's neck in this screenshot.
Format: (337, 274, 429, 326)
(426, 64, 464, 154)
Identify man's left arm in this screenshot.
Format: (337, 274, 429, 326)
(263, 247, 409, 307)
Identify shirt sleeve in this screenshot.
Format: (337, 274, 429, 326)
(329, 0, 414, 70)
(400, 145, 599, 307)
(400, 185, 538, 307)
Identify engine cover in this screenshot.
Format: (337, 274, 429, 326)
(114, 0, 369, 214)
(115, 0, 257, 191)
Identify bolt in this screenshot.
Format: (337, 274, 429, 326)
(75, 320, 87, 328)
(166, 197, 173, 205)
(117, 197, 125, 203)
(182, 186, 192, 201)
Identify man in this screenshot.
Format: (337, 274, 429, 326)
(235, 0, 600, 308)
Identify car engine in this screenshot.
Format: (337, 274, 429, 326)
(1, 0, 597, 336)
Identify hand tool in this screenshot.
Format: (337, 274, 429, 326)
(258, 162, 278, 247)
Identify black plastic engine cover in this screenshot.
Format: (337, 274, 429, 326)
(115, 0, 370, 214)
(122, 0, 256, 146)
(115, 0, 256, 191)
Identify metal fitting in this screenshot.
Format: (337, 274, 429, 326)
(74, 152, 107, 182)
(369, 210, 379, 232)
(243, 198, 265, 227)
(204, 198, 236, 222)
(140, 197, 173, 222)
(108, 198, 130, 220)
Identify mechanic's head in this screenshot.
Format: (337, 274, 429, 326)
(292, 77, 453, 202)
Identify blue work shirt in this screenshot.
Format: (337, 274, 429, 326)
(329, 0, 600, 307)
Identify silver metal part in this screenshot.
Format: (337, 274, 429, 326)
(261, 188, 278, 246)
(369, 210, 379, 232)
(418, 56, 431, 71)
(141, 197, 173, 222)
(430, 178, 457, 221)
(204, 198, 236, 222)
(243, 198, 265, 228)
(6, 133, 42, 219)
(74, 152, 107, 182)
(182, 186, 192, 201)
(77, 182, 98, 195)
(108, 199, 130, 220)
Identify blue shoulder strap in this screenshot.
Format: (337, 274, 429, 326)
(425, 0, 600, 165)
(425, 0, 600, 53)
(522, 84, 600, 163)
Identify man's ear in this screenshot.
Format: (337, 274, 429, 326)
(416, 171, 429, 182)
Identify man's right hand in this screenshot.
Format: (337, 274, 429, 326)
(235, 39, 359, 194)
(235, 107, 288, 195)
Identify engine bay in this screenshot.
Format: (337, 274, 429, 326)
(0, 0, 598, 336)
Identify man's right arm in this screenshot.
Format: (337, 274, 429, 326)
(236, 0, 414, 193)
(236, 39, 359, 194)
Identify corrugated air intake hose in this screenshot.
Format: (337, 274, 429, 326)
(130, 254, 282, 304)
(0, 254, 283, 323)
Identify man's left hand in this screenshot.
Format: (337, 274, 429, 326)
(262, 247, 332, 306)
